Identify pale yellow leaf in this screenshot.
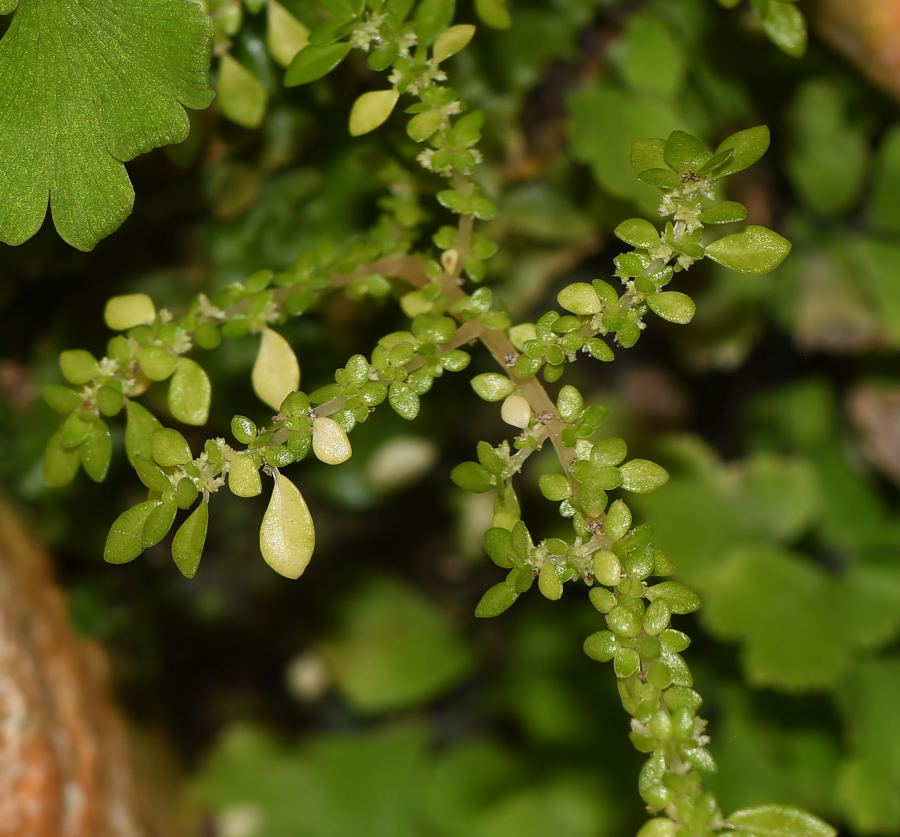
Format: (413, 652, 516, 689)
(252, 327, 300, 411)
(312, 416, 352, 464)
(268, 0, 310, 67)
(259, 472, 315, 579)
(104, 293, 156, 331)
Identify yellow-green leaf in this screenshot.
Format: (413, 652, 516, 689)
(259, 472, 315, 579)
(104, 293, 157, 331)
(168, 357, 211, 426)
(433, 24, 476, 63)
(229, 453, 262, 497)
(172, 499, 209, 578)
(104, 500, 161, 564)
(218, 53, 267, 129)
(312, 416, 352, 465)
(349, 89, 399, 137)
(252, 327, 301, 411)
(267, 0, 310, 67)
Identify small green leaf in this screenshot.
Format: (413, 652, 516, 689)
(104, 293, 156, 331)
(80, 419, 112, 482)
(638, 168, 682, 190)
(42, 384, 83, 414)
(96, 385, 125, 417)
(267, 0, 310, 67)
(218, 53, 268, 129)
(538, 563, 563, 601)
(762, 1, 807, 58)
(389, 381, 420, 419)
(727, 805, 835, 837)
(645, 581, 701, 614)
(407, 109, 443, 142)
(584, 630, 617, 662)
(415, 0, 455, 44)
(0, 0, 214, 251)
(172, 499, 209, 579)
(646, 292, 696, 324)
(137, 345, 177, 381)
(433, 23, 475, 62)
(604, 499, 631, 541)
(168, 357, 211, 426)
(615, 218, 660, 248)
(619, 459, 670, 493)
(697, 201, 748, 224)
(451, 461, 494, 494)
(475, 581, 518, 617)
(60, 349, 99, 385)
(349, 89, 399, 136)
(174, 476, 199, 509)
(484, 527, 515, 568)
(556, 385, 583, 422)
(704, 225, 791, 274)
(104, 500, 161, 564)
(630, 137, 667, 175)
(539, 473, 571, 502)
(61, 412, 94, 448)
(125, 401, 163, 466)
(133, 454, 171, 493)
(142, 500, 177, 548)
(474, 0, 510, 30)
(663, 130, 708, 174)
(285, 42, 352, 86)
(150, 428, 193, 467)
(471, 373, 514, 402)
(557, 282, 603, 315)
(229, 453, 262, 497)
(42, 430, 81, 487)
(713, 126, 770, 179)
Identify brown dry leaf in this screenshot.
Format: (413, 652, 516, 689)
(848, 384, 900, 484)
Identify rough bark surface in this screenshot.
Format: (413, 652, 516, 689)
(0, 501, 146, 837)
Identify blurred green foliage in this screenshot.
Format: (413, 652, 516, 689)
(5, 0, 900, 835)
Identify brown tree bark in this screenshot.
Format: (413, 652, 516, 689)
(0, 501, 154, 837)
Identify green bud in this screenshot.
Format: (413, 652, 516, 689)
(151, 428, 193, 467)
(475, 582, 518, 618)
(592, 551, 622, 586)
(605, 500, 632, 541)
(621, 522, 654, 552)
(538, 562, 564, 601)
(646, 582, 701, 614)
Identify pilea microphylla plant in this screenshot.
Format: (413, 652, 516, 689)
(16, 1, 830, 836)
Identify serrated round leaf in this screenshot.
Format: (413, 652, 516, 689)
(104, 500, 161, 564)
(0, 0, 214, 251)
(614, 218, 660, 249)
(80, 419, 112, 482)
(312, 416, 352, 465)
(252, 327, 300, 411)
(104, 293, 156, 331)
(647, 292, 696, 324)
(168, 357, 211, 426)
(150, 428, 192, 467)
(713, 126, 771, 179)
(142, 500, 177, 548)
(229, 453, 262, 497)
(475, 582, 518, 617)
(125, 401, 163, 466)
(218, 53, 267, 129)
(697, 201, 748, 225)
(727, 805, 835, 837)
(42, 430, 81, 487)
(646, 581, 701, 614)
(704, 225, 791, 274)
(267, 0, 310, 68)
(60, 349, 98, 385)
(471, 373, 514, 402)
(451, 461, 493, 494)
(557, 282, 603, 315)
(260, 472, 315, 579)
(172, 499, 209, 579)
(284, 42, 352, 86)
(389, 381, 420, 419)
(433, 23, 475, 63)
(619, 459, 670, 493)
(349, 89, 399, 137)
